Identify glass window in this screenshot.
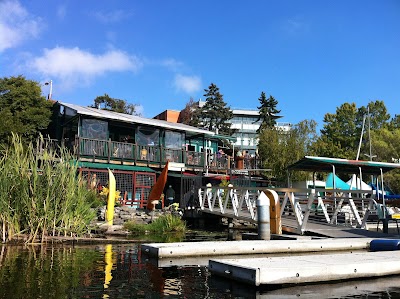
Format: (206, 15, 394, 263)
(165, 131, 184, 149)
(81, 119, 108, 140)
(137, 126, 159, 146)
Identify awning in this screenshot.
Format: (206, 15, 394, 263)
(76, 161, 155, 172)
(287, 156, 400, 175)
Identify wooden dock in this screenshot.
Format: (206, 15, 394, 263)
(281, 217, 398, 238)
(209, 250, 400, 286)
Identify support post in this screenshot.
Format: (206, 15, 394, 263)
(257, 192, 270, 240)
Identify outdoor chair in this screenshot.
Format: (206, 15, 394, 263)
(376, 203, 400, 234)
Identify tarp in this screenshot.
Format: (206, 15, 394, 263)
(326, 173, 354, 190)
(346, 175, 372, 191)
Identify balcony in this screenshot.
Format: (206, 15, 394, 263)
(36, 136, 262, 172)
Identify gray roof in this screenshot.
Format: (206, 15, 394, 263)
(59, 102, 214, 136)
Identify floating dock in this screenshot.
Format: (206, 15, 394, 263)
(141, 238, 372, 258)
(209, 250, 400, 286)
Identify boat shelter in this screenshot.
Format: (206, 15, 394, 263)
(287, 156, 400, 205)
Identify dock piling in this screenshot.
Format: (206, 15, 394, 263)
(257, 191, 270, 240)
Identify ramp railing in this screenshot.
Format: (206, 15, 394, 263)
(197, 186, 377, 234)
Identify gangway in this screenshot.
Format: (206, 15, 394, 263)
(194, 185, 392, 238)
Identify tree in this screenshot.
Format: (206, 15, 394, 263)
(258, 119, 317, 184)
(179, 97, 198, 125)
(0, 76, 53, 143)
(357, 100, 390, 130)
(91, 94, 140, 115)
(256, 92, 281, 133)
(313, 103, 359, 159)
(198, 83, 233, 135)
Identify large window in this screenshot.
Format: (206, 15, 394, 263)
(165, 131, 184, 149)
(136, 126, 159, 146)
(81, 119, 108, 140)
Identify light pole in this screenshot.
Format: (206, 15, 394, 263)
(44, 80, 53, 100)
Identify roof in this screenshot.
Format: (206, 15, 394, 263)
(287, 156, 400, 175)
(59, 102, 214, 137)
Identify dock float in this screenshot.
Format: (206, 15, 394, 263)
(209, 250, 400, 286)
(141, 238, 373, 258)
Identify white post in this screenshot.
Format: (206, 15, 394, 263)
(257, 192, 270, 240)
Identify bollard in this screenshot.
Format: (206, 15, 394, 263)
(257, 192, 271, 240)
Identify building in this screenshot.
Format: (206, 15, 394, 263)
(159, 100, 291, 157)
(43, 101, 259, 209)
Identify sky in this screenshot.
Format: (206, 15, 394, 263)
(0, 0, 399, 128)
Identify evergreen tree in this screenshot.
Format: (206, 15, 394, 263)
(198, 83, 233, 135)
(256, 92, 281, 133)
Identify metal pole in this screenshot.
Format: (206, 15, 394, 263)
(257, 192, 270, 240)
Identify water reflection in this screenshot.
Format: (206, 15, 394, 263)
(0, 243, 400, 298)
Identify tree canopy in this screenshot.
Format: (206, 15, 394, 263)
(0, 76, 53, 143)
(90, 94, 140, 115)
(195, 83, 233, 135)
(179, 97, 198, 125)
(256, 92, 281, 133)
(258, 119, 317, 184)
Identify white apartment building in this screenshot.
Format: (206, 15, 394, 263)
(198, 100, 291, 156)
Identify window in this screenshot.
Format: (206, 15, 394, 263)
(137, 126, 159, 146)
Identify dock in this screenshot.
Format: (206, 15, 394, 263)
(209, 250, 400, 286)
(141, 238, 373, 259)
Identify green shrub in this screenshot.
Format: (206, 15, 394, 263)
(124, 214, 186, 235)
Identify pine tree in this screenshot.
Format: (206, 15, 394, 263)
(256, 92, 281, 133)
(199, 83, 233, 135)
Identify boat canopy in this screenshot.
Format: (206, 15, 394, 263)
(287, 156, 400, 175)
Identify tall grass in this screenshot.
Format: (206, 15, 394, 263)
(0, 134, 98, 243)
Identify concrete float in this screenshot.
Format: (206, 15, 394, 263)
(209, 250, 400, 286)
(141, 238, 373, 258)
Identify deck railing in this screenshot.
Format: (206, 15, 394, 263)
(36, 136, 260, 170)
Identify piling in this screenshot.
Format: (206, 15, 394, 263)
(257, 191, 270, 240)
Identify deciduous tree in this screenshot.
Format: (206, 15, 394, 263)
(258, 120, 317, 184)
(91, 94, 140, 115)
(0, 76, 53, 143)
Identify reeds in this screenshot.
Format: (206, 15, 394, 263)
(0, 134, 97, 243)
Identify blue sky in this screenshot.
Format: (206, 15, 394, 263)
(1, 0, 399, 127)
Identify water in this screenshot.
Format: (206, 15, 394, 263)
(1, 236, 400, 298)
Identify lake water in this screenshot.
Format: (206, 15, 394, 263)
(1, 232, 400, 298)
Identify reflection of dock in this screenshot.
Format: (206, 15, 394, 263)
(214, 274, 400, 298)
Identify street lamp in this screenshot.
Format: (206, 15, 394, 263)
(44, 80, 53, 100)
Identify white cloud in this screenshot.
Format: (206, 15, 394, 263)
(161, 58, 184, 72)
(92, 9, 133, 23)
(0, 0, 42, 52)
(30, 47, 143, 87)
(173, 74, 202, 94)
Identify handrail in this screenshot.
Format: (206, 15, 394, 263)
(197, 186, 378, 234)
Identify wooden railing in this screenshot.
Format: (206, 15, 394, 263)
(36, 136, 261, 171)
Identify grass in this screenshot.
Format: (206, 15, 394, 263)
(0, 134, 100, 243)
(124, 214, 186, 236)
